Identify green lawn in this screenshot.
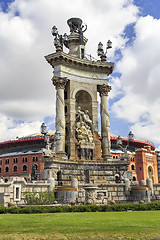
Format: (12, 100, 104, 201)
(0, 211, 160, 239)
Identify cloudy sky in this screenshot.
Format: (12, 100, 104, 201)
(0, 0, 160, 149)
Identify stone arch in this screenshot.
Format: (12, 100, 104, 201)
(75, 90, 92, 119)
(72, 86, 95, 101)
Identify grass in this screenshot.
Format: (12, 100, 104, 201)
(0, 211, 160, 239)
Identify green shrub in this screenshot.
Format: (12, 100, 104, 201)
(0, 206, 7, 214)
(8, 207, 21, 214)
(1, 201, 160, 214)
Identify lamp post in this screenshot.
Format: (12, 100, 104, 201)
(116, 131, 134, 159)
(40, 123, 50, 149)
(97, 40, 112, 62)
(51, 25, 68, 52)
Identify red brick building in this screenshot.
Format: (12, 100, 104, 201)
(0, 134, 55, 182)
(0, 133, 158, 184)
(110, 135, 158, 183)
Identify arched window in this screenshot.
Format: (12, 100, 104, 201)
(131, 164, 135, 170)
(13, 166, 17, 172)
(34, 164, 38, 170)
(148, 166, 153, 179)
(115, 174, 120, 183)
(0, 167, 1, 174)
(133, 176, 136, 181)
(5, 166, 9, 173)
(22, 165, 27, 172)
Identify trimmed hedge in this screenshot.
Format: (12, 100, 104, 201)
(1, 202, 160, 214)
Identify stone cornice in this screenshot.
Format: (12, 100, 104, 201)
(45, 51, 114, 76)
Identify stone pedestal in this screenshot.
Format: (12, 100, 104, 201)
(83, 185, 98, 204)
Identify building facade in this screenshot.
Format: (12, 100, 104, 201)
(0, 133, 158, 184)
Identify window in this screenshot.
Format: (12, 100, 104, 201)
(5, 166, 9, 173)
(22, 157, 27, 163)
(5, 159, 9, 164)
(33, 156, 38, 162)
(0, 159, 2, 165)
(13, 166, 17, 172)
(131, 164, 135, 170)
(14, 185, 21, 201)
(16, 187, 19, 199)
(0, 167, 1, 174)
(22, 165, 27, 172)
(13, 158, 18, 163)
(113, 156, 115, 159)
(140, 167, 142, 171)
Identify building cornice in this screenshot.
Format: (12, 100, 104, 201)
(45, 51, 114, 76)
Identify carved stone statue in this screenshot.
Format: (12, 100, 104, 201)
(76, 106, 94, 160)
(76, 106, 93, 145)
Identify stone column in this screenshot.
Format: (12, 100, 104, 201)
(52, 77, 68, 153)
(98, 84, 111, 160)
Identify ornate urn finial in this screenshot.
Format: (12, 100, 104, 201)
(67, 17, 87, 45)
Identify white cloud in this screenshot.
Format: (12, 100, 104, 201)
(0, 0, 139, 141)
(0, 113, 42, 141)
(112, 15, 160, 146)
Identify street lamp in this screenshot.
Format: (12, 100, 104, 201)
(116, 135, 123, 147)
(116, 132, 134, 159)
(97, 39, 112, 62)
(41, 123, 47, 135)
(51, 25, 68, 52)
(40, 123, 50, 148)
(128, 131, 134, 141)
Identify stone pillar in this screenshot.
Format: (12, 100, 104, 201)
(146, 178, 153, 195)
(52, 77, 68, 153)
(124, 178, 131, 196)
(98, 84, 111, 160)
(140, 180, 146, 187)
